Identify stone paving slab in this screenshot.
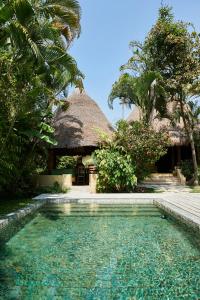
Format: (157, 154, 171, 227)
(138, 184, 191, 193)
(34, 193, 161, 200)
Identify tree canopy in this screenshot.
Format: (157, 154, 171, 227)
(0, 0, 83, 195)
(109, 5, 200, 184)
(144, 5, 200, 184)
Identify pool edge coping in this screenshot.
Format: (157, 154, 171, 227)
(0, 200, 46, 230)
(1, 195, 200, 234)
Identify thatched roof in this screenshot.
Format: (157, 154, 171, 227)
(53, 89, 114, 152)
(127, 103, 188, 146)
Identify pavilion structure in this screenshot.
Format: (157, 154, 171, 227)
(48, 89, 113, 184)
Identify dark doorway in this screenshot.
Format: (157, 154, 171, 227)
(156, 147, 174, 173)
(156, 146, 192, 173)
(74, 158, 89, 185)
(180, 146, 192, 161)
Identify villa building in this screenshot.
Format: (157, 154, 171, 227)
(46, 92, 195, 188)
(48, 89, 113, 185)
(127, 103, 192, 173)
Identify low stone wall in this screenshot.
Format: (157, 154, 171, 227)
(0, 201, 45, 230)
(0, 201, 46, 243)
(89, 174, 98, 193)
(175, 168, 186, 185)
(36, 174, 72, 190)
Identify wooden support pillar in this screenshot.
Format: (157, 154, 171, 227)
(171, 147, 175, 170)
(48, 150, 56, 174)
(196, 146, 199, 165)
(177, 146, 181, 166)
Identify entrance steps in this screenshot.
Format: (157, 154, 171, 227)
(70, 185, 90, 193)
(142, 173, 181, 186)
(40, 203, 161, 217)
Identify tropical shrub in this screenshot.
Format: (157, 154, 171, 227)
(114, 120, 170, 180)
(94, 148, 137, 193)
(83, 156, 95, 167)
(180, 160, 194, 181)
(34, 182, 69, 195)
(57, 156, 77, 169)
(94, 120, 169, 192)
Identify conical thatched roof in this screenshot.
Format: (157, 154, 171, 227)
(53, 89, 113, 152)
(127, 103, 188, 146)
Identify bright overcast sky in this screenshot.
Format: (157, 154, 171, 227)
(69, 0, 200, 124)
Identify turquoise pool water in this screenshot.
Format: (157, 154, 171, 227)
(0, 203, 200, 299)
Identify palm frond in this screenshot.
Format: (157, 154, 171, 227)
(10, 21, 43, 61)
(43, 3, 81, 40)
(13, 0, 35, 24)
(0, 4, 13, 24)
(46, 0, 81, 16)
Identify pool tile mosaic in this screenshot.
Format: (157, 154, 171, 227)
(0, 204, 200, 299)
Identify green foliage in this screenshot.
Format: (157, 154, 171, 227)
(83, 156, 95, 167)
(94, 120, 169, 192)
(114, 120, 170, 180)
(180, 160, 194, 181)
(94, 148, 137, 193)
(144, 6, 200, 94)
(57, 156, 77, 169)
(109, 71, 167, 124)
(0, 0, 83, 195)
(110, 5, 200, 184)
(144, 5, 200, 184)
(35, 182, 69, 194)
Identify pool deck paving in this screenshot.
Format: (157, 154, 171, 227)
(34, 189, 200, 232)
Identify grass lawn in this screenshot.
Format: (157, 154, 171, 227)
(190, 186, 200, 193)
(0, 198, 35, 218)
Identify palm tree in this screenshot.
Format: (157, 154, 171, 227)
(0, 0, 84, 180)
(40, 0, 81, 45)
(109, 71, 166, 124)
(0, 0, 83, 92)
(119, 97, 130, 120)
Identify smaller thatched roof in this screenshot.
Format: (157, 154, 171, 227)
(53, 89, 113, 154)
(127, 103, 188, 146)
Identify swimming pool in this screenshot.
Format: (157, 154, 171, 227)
(0, 203, 200, 299)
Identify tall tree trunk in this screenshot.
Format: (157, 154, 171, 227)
(149, 80, 157, 124)
(122, 102, 125, 120)
(179, 98, 199, 185)
(189, 130, 199, 185)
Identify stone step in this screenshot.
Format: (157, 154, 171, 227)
(147, 176, 176, 180)
(40, 212, 162, 217)
(143, 179, 180, 184)
(44, 204, 155, 209)
(70, 185, 90, 193)
(143, 177, 180, 181)
(40, 204, 162, 217)
(142, 173, 181, 185)
(146, 175, 177, 180)
(149, 173, 174, 177)
(41, 208, 159, 214)
(142, 182, 181, 186)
